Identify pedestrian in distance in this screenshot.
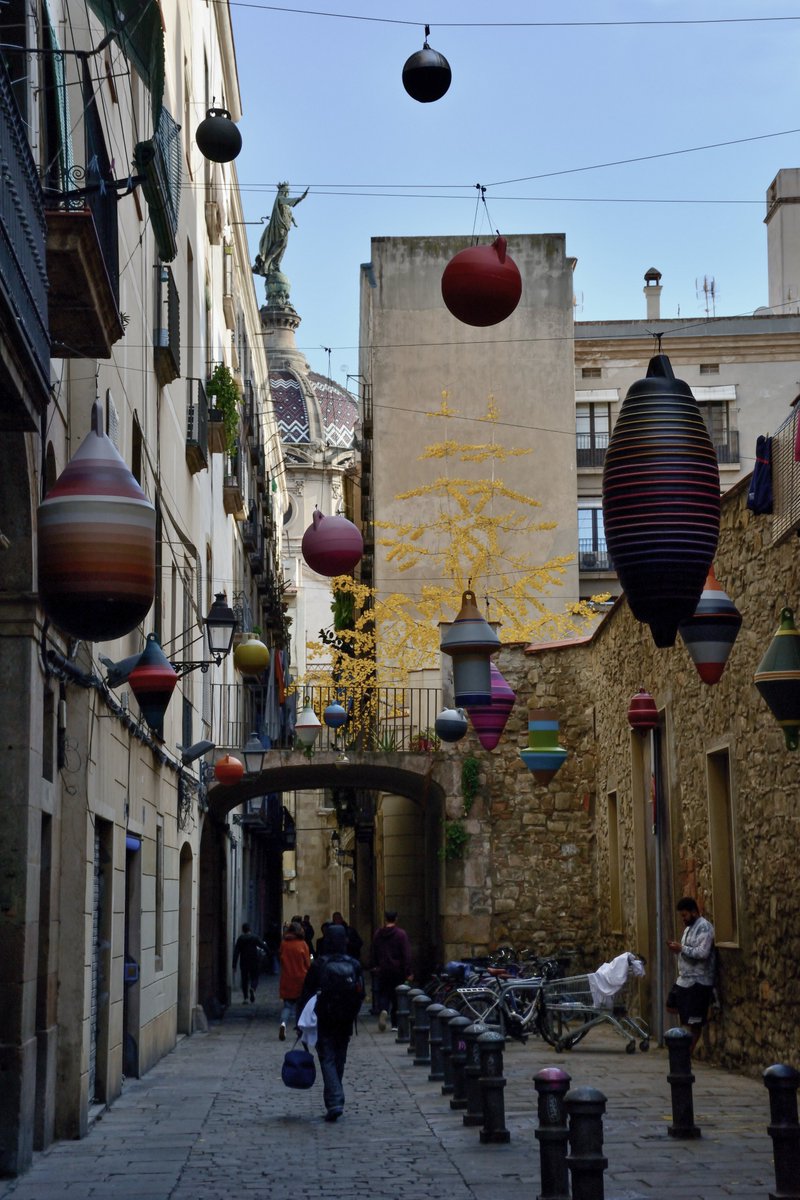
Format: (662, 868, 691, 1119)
(667, 896, 716, 1053)
(232, 923, 266, 1004)
(315, 920, 331, 957)
(298, 922, 364, 1122)
(301, 913, 315, 955)
(371, 910, 413, 1032)
(279, 920, 311, 1040)
(331, 909, 363, 961)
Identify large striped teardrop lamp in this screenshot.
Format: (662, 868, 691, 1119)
(602, 353, 720, 649)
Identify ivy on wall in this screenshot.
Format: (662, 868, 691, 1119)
(440, 753, 481, 861)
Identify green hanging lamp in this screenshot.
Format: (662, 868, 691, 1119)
(754, 607, 800, 750)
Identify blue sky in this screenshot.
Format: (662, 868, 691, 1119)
(230, 1, 800, 385)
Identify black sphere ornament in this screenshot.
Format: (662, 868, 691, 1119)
(402, 26, 451, 103)
(195, 107, 242, 164)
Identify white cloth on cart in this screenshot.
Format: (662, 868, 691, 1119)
(587, 952, 645, 1008)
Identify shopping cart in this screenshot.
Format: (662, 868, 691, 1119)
(536, 952, 649, 1054)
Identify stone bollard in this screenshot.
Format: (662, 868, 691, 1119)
(478, 1029, 510, 1144)
(462, 1021, 489, 1127)
(665, 1027, 701, 1139)
(406, 989, 426, 1055)
(449, 1015, 472, 1110)
(534, 1067, 572, 1200)
(565, 1086, 608, 1200)
(763, 1063, 800, 1200)
(438, 1007, 460, 1095)
(427, 1003, 446, 1082)
(395, 984, 412, 1044)
(413, 993, 432, 1065)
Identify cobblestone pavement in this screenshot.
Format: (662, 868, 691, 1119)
(0, 977, 782, 1200)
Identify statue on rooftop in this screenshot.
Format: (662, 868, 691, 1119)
(253, 182, 309, 279)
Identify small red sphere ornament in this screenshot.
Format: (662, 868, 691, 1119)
(627, 688, 659, 735)
(301, 508, 363, 577)
(441, 235, 522, 327)
(214, 754, 245, 785)
(402, 27, 451, 103)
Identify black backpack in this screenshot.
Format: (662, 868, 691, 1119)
(316, 953, 364, 1024)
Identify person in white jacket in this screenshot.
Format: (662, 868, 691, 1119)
(667, 897, 716, 1052)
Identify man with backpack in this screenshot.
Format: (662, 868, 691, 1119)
(298, 923, 364, 1121)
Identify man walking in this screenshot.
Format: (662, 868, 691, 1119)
(298, 923, 364, 1122)
(667, 896, 716, 1053)
(232, 923, 266, 1004)
(371, 910, 412, 1032)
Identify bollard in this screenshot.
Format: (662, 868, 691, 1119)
(427, 1003, 447, 1082)
(478, 1029, 511, 1144)
(764, 1063, 800, 1200)
(413, 993, 432, 1065)
(665, 1027, 701, 1139)
(534, 1067, 572, 1200)
(462, 1021, 489, 1126)
(565, 1086, 608, 1200)
(406, 988, 426, 1055)
(449, 1014, 472, 1110)
(395, 984, 412, 1044)
(438, 1006, 460, 1095)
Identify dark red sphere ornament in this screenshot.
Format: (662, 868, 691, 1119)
(402, 30, 451, 103)
(602, 354, 720, 648)
(627, 688, 659, 735)
(441, 235, 522, 327)
(301, 508, 363, 577)
(214, 754, 245, 786)
(128, 634, 178, 740)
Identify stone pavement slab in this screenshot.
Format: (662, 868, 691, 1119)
(0, 978, 783, 1200)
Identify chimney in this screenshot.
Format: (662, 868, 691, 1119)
(643, 267, 662, 320)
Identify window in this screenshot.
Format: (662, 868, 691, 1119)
(706, 748, 738, 945)
(578, 505, 609, 570)
(699, 363, 719, 375)
(694, 387, 739, 465)
(582, 366, 601, 378)
(576, 401, 610, 468)
(607, 791, 622, 931)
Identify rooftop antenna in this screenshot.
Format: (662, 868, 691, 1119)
(695, 275, 716, 317)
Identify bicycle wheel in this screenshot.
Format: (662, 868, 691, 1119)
(535, 1001, 563, 1048)
(453, 989, 502, 1026)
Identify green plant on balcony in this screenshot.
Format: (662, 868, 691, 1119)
(206, 363, 240, 453)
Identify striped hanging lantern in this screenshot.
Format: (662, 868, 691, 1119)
(602, 354, 720, 648)
(754, 607, 800, 750)
(519, 706, 567, 784)
(627, 688, 659, 734)
(466, 663, 516, 751)
(678, 566, 742, 685)
(440, 589, 501, 707)
(128, 634, 178, 739)
(38, 399, 156, 641)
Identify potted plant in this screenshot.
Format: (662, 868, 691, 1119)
(206, 363, 240, 454)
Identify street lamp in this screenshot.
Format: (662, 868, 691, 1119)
(242, 732, 267, 774)
(169, 592, 238, 677)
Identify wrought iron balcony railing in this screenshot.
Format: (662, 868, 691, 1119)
(578, 539, 612, 571)
(185, 379, 209, 473)
(576, 432, 609, 469)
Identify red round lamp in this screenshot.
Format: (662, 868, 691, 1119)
(441, 235, 522, 327)
(301, 508, 363, 577)
(627, 688, 659, 735)
(214, 755, 244, 785)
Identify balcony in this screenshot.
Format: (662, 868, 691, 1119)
(0, 59, 49, 428)
(576, 432, 609, 469)
(713, 428, 740, 466)
(578, 539, 612, 572)
(223, 446, 246, 518)
(154, 264, 180, 385)
(185, 379, 209, 474)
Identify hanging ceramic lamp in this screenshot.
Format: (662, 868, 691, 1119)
(440, 589, 501, 706)
(128, 634, 178, 740)
(301, 508, 363, 577)
(214, 754, 245, 785)
(519, 706, 567, 784)
(678, 566, 742, 685)
(195, 107, 242, 163)
(402, 27, 451, 102)
(754, 607, 800, 750)
(602, 354, 720, 648)
(434, 707, 468, 743)
(233, 633, 270, 677)
(38, 399, 156, 641)
(441, 235, 522, 327)
(295, 698, 322, 748)
(627, 688, 659, 735)
(466, 663, 516, 751)
(324, 701, 348, 729)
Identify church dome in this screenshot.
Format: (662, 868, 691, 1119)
(269, 367, 357, 448)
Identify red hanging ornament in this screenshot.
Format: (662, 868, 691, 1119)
(301, 508, 363, 577)
(627, 688, 659, 735)
(441, 235, 522, 327)
(467, 663, 516, 751)
(128, 634, 178, 739)
(214, 754, 245, 785)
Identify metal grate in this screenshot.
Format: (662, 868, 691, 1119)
(771, 408, 800, 544)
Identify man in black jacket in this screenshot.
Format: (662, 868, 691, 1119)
(371, 910, 413, 1031)
(298, 924, 364, 1121)
(232, 923, 266, 1003)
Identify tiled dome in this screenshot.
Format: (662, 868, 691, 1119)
(270, 368, 357, 448)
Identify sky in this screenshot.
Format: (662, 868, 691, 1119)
(229, 0, 800, 386)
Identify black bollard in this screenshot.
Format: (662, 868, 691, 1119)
(413, 993, 432, 1065)
(406, 988, 426, 1055)
(438, 1006, 460, 1095)
(763, 1063, 800, 1200)
(665, 1027, 701, 1139)
(427, 1002, 446, 1082)
(478, 1029, 510, 1144)
(565, 1086, 608, 1200)
(395, 983, 412, 1044)
(534, 1066, 572, 1200)
(463, 1021, 489, 1127)
(449, 1014, 472, 1110)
